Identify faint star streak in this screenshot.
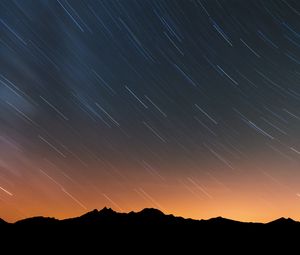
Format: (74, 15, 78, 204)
(39, 169, 87, 210)
(187, 177, 213, 199)
(61, 188, 87, 210)
(38, 135, 66, 158)
(0, 186, 13, 196)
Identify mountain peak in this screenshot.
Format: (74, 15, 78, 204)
(99, 207, 116, 214)
(268, 217, 296, 224)
(139, 208, 165, 215)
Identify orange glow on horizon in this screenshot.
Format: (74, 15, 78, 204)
(1, 155, 300, 223)
(1, 162, 300, 223)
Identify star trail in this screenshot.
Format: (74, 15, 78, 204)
(0, 0, 300, 222)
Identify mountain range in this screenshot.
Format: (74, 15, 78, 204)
(1, 207, 298, 226)
(1, 207, 299, 250)
(1, 207, 299, 227)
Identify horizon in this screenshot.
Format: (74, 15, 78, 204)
(1, 0, 300, 224)
(2, 206, 299, 224)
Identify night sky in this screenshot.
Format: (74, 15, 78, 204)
(1, 0, 300, 222)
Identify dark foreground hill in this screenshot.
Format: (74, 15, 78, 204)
(1, 208, 299, 251)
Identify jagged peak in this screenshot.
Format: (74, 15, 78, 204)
(99, 207, 115, 213)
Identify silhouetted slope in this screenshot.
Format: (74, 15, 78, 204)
(15, 216, 59, 225)
(0, 218, 8, 225)
(267, 217, 298, 225)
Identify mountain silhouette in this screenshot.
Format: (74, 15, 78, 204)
(1, 207, 299, 227)
(1, 207, 299, 251)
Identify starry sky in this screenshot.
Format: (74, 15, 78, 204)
(1, 0, 300, 222)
